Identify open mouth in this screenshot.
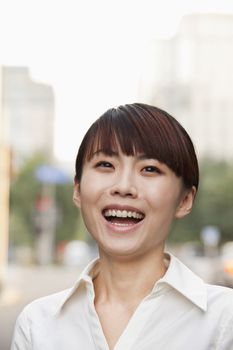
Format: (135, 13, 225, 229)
(102, 208, 145, 225)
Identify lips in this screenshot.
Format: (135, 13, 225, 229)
(102, 204, 145, 225)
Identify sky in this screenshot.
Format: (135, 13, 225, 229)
(1, 0, 233, 162)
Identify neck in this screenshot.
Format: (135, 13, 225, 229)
(93, 248, 167, 306)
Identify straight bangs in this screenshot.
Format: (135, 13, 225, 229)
(75, 103, 199, 189)
(84, 106, 177, 162)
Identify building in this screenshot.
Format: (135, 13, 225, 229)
(139, 13, 233, 161)
(1, 66, 54, 168)
(0, 67, 10, 290)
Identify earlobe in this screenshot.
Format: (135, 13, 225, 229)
(175, 186, 196, 219)
(73, 183, 81, 208)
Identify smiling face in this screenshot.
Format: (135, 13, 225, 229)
(74, 148, 195, 260)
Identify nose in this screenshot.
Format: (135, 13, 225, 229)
(110, 171, 138, 198)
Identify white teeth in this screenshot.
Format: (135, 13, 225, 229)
(117, 210, 121, 217)
(103, 209, 144, 219)
(122, 210, 128, 218)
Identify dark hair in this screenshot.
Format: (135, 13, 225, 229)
(75, 103, 199, 190)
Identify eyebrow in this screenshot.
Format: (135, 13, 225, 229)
(91, 150, 155, 161)
(91, 150, 119, 158)
(137, 154, 151, 160)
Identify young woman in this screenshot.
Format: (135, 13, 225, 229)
(12, 103, 233, 349)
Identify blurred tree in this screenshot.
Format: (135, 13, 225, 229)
(9, 154, 83, 251)
(9, 153, 43, 247)
(169, 159, 233, 244)
(55, 183, 83, 243)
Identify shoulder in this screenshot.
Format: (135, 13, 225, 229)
(12, 289, 73, 349)
(19, 288, 72, 322)
(207, 283, 233, 302)
(206, 284, 233, 348)
(206, 283, 233, 317)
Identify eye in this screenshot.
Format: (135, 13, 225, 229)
(142, 166, 162, 174)
(95, 161, 114, 169)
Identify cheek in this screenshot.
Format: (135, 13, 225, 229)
(79, 174, 97, 195)
(145, 182, 181, 209)
(79, 173, 108, 207)
(81, 169, 105, 187)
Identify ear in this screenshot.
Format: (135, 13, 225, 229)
(175, 186, 196, 219)
(73, 182, 81, 208)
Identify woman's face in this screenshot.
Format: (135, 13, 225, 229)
(74, 148, 195, 260)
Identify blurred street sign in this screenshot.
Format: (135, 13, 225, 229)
(200, 226, 221, 247)
(35, 165, 71, 184)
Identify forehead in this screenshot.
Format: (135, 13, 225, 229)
(85, 135, 149, 161)
(82, 123, 179, 174)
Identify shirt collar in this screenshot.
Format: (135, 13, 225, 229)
(155, 252, 207, 312)
(55, 252, 207, 316)
(55, 258, 100, 316)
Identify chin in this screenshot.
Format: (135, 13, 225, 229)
(99, 242, 144, 260)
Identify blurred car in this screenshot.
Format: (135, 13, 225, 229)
(63, 240, 92, 266)
(216, 242, 233, 287)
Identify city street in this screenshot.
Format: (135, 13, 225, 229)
(0, 264, 83, 350)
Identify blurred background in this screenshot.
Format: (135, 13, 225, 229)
(1, 0, 233, 348)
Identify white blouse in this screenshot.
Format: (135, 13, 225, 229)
(11, 253, 233, 350)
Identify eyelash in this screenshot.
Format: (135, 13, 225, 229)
(95, 162, 162, 174)
(142, 166, 162, 174)
(95, 161, 113, 168)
